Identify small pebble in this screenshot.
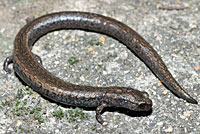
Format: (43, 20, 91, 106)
(16, 120, 22, 127)
(55, 129, 60, 133)
(105, 62, 120, 74)
(157, 122, 163, 126)
(119, 51, 128, 59)
(180, 111, 190, 119)
(164, 126, 173, 133)
(80, 75, 85, 81)
(54, 31, 59, 36)
(194, 65, 200, 71)
(98, 36, 106, 45)
(163, 89, 168, 95)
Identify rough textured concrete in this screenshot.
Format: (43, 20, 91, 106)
(0, 0, 199, 133)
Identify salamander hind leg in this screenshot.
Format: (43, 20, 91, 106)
(96, 103, 108, 125)
(3, 56, 13, 74)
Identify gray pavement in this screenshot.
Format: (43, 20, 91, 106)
(0, 0, 199, 133)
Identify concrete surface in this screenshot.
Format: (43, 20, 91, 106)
(0, 0, 199, 134)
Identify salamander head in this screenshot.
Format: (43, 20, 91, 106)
(105, 87, 152, 111)
(122, 88, 152, 111)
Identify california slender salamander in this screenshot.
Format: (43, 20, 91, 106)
(3, 11, 197, 125)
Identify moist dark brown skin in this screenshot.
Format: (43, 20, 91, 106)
(3, 11, 197, 125)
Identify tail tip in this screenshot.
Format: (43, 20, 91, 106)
(186, 97, 198, 104)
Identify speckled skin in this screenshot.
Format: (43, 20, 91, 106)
(3, 11, 197, 124)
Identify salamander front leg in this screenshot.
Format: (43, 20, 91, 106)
(96, 103, 108, 125)
(3, 56, 13, 74)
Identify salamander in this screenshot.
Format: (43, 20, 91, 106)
(3, 11, 197, 125)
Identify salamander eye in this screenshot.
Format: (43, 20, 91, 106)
(138, 102, 147, 109)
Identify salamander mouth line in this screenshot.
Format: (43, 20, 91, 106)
(3, 11, 198, 125)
